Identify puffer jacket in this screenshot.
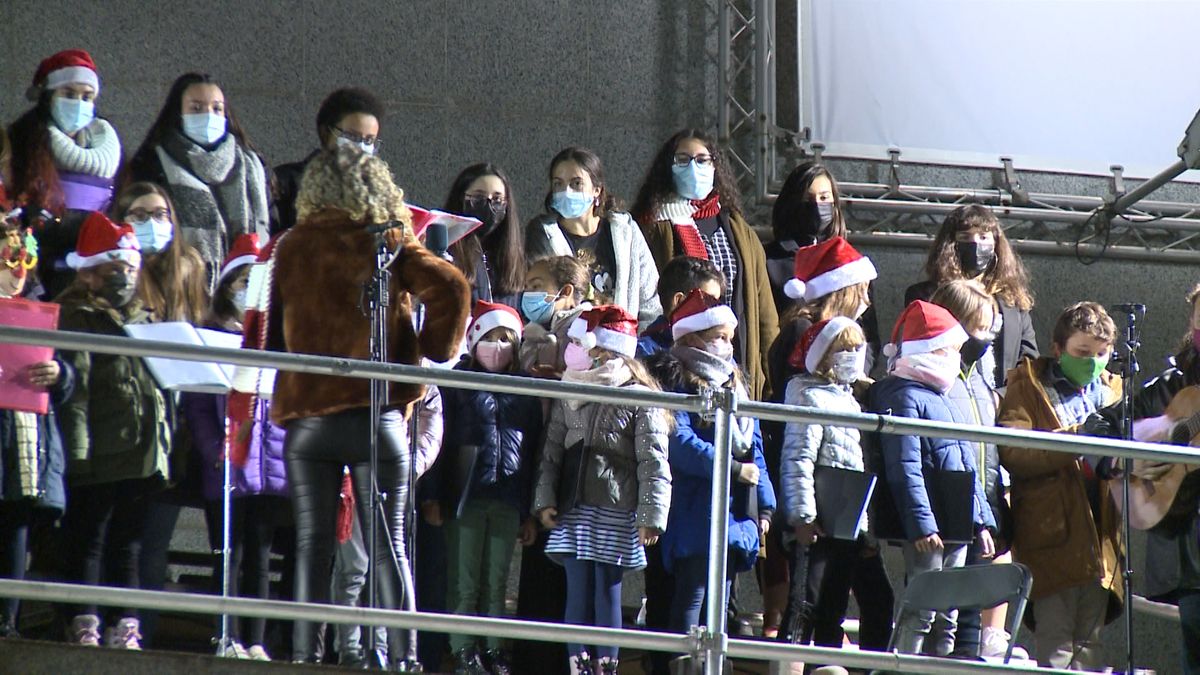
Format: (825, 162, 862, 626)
(779, 374, 865, 528)
(183, 393, 287, 502)
(533, 383, 672, 532)
(868, 375, 996, 541)
(944, 360, 1008, 542)
(0, 355, 75, 514)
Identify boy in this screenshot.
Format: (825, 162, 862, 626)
(637, 256, 726, 358)
(998, 301, 1123, 670)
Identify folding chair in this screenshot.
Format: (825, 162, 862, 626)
(885, 562, 1032, 664)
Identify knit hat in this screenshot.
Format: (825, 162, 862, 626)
(219, 234, 261, 283)
(568, 304, 638, 357)
(66, 212, 140, 270)
(783, 236, 877, 303)
(882, 300, 967, 359)
(670, 288, 738, 341)
(467, 299, 523, 351)
(27, 49, 100, 101)
(791, 316, 860, 373)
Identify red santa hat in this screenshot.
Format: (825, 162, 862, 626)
(66, 211, 140, 270)
(467, 299, 523, 351)
(882, 300, 968, 360)
(219, 234, 261, 283)
(27, 49, 100, 101)
(568, 304, 638, 357)
(790, 316, 860, 373)
(783, 236, 877, 303)
(670, 288, 738, 341)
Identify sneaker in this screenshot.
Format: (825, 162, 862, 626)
(980, 626, 1029, 660)
(483, 648, 512, 675)
(216, 640, 249, 658)
(68, 614, 101, 647)
(597, 656, 619, 675)
(570, 652, 594, 675)
(0, 620, 20, 639)
(104, 617, 142, 650)
(455, 647, 488, 675)
(246, 644, 271, 661)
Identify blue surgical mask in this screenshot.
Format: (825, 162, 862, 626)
(336, 135, 376, 156)
(51, 97, 95, 134)
(131, 218, 174, 254)
(550, 189, 592, 219)
(182, 112, 227, 146)
(521, 291, 557, 326)
(672, 161, 716, 201)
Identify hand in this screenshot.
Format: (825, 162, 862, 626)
(538, 507, 559, 530)
(420, 501, 443, 527)
(639, 527, 660, 546)
(736, 462, 760, 486)
(530, 364, 563, 379)
(978, 528, 996, 559)
(25, 360, 60, 388)
(1132, 460, 1175, 482)
(518, 518, 538, 546)
(759, 517, 771, 537)
(913, 532, 943, 553)
(793, 520, 822, 545)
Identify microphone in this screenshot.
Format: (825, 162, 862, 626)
(425, 222, 452, 261)
(1112, 303, 1146, 315)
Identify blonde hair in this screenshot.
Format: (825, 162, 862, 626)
(296, 146, 413, 234)
(930, 279, 996, 332)
(784, 281, 869, 325)
(812, 323, 866, 381)
(591, 348, 675, 429)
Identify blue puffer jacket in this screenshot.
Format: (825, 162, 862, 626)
(868, 375, 995, 541)
(0, 355, 74, 514)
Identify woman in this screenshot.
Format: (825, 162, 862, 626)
(633, 128, 779, 401)
(904, 204, 1038, 388)
(443, 163, 525, 308)
(525, 147, 661, 327)
(8, 50, 122, 299)
(125, 72, 271, 290)
(244, 146, 470, 666)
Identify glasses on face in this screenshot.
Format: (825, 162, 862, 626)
(464, 193, 507, 208)
(672, 153, 714, 167)
(126, 208, 171, 222)
(334, 127, 380, 148)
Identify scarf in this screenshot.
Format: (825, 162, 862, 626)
(561, 358, 633, 410)
(654, 193, 723, 260)
(670, 344, 755, 454)
(48, 118, 121, 178)
(13, 411, 39, 498)
(157, 129, 270, 290)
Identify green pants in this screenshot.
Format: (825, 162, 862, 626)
(445, 497, 521, 652)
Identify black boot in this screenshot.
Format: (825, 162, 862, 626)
(482, 648, 512, 675)
(455, 647, 488, 675)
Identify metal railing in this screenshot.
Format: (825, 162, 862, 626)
(0, 324, 1191, 674)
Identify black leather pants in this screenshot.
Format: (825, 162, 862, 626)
(285, 407, 415, 664)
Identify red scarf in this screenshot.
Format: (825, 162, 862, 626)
(670, 193, 722, 259)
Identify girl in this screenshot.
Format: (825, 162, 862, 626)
(444, 163, 526, 308)
(525, 147, 661, 327)
(125, 72, 272, 289)
(534, 305, 672, 675)
(180, 235, 287, 661)
(431, 300, 542, 674)
(8, 50, 122, 299)
(518, 255, 594, 378)
(646, 290, 775, 636)
(779, 317, 894, 657)
(905, 204, 1038, 388)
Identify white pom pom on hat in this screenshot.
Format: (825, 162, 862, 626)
(783, 278, 806, 300)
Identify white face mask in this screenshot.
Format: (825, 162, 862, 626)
(232, 289, 248, 313)
(831, 348, 865, 384)
(702, 339, 734, 362)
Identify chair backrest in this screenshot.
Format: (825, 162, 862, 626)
(886, 562, 1032, 663)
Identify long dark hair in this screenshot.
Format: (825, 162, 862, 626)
(7, 91, 63, 214)
(631, 128, 743, 224)
(772, 161, 847, 243)
(128, 73, 260, 168)
(922, 204, 1033, 311)
(443, 163, 525, 296)
(542, 147, 623, 220)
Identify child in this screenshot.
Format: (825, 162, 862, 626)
(57, 212, 171, 648)
(518, 256, 594, 378)
(534, 305, 672, 675)
(998, 302, 1123, 670)
(432, 300, 543, 674)
(868, 300, 996, 657)
(637, 256, 726, 358)
(646, 289, 775, 636)
(779, 317, 893, 656)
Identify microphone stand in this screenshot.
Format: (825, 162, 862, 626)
(1113, 304, 1144, 673)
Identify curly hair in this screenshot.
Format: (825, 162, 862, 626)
(921, 204, 1033, 311)
(772, 161, 847, 243)
(528, 255, 593, 304)
(1051, 301, 1115, 350)
(7, 91, 64, 214)
(630, 128, 743, 223)
(295, 146, 412, 235)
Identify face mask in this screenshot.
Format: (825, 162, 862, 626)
(231, 289, 248, 313)
(671, 161, 716, 201)
(551, 189, 592, 219)
(955, 240, 996, 276)
(463, 197, 507, 239)
(960, 334, 993, 368)
(131, 218, 174, 254)
(895, 351, 961, 393)
(182, 112, 227, 146)
(335, 135, 376, 156)
(794, 200, 835, 243)
(521, 291, 557, 326)
(98, 272, 137, 308)
(563, 342, 595, 372)
(701, 339, 734, 362)
(831, 349, 865, 384)
(1058, 351, 1109, 388)
(51, 97, 95, 134)
(475, 340, 514, 373)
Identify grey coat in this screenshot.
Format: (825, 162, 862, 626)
(534, 383, 672, 532)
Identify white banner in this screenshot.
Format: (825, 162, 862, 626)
(803, 0, 1200, 179)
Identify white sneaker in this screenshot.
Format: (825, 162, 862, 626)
(980, 626, 1029, 660)
(217, 640, 249, 658)
(68, 614, 101, 647)
(246, 644, 271, 661)
(104, 617, 142, 650)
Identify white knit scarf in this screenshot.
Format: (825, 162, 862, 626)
(48, 119, 121, 178)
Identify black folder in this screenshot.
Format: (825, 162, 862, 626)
(557, 440, 588, 515)
(925, 468, 976, 544)
(814, 466, 877, 541)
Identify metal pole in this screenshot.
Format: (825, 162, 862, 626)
(848, 231, 1200, 266)
(754, 0, 773, 201)
(703, 389, 735, 675)
(1110, 158, 1188, 214)
(717, 0, 731, 137)
(218, 417, 233, 654)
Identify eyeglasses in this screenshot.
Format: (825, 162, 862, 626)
(126, 208, 171, 221)
(464, 194, 507, 208)
(334, 127, 380, 148)
(672, 153, 714, 167)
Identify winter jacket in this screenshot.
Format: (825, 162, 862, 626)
(272, 150, 317, 234)
(525, 212, 662, 329)
(640, 211, 780, 401)
(867, 375, 996, 541)
(0, 355, 75, 514)
(518, 304, 591, 377)
(182, 392, 287, 502)
(649, 353, 776, 574)
(635, 316, 672, 359)
(998, 356, 1124, 613)
(56, 287, 171, 487)
(433, 361, 544, 515)
(533, 384, 672, 532)
(945, 360, 1009, 544)
(779, 374, 865, 529)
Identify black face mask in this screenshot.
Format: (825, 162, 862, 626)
(955, 240, 996, 276)
(463, 196, 507, 239)
(960, 335, 993, 368)
(98, 273, 137, 308)
(790, 200, 835, 246)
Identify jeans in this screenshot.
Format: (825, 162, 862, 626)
(895, 542, 967, 656)
(62, 479, 151, 619)
(669, 555, 734, 635)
